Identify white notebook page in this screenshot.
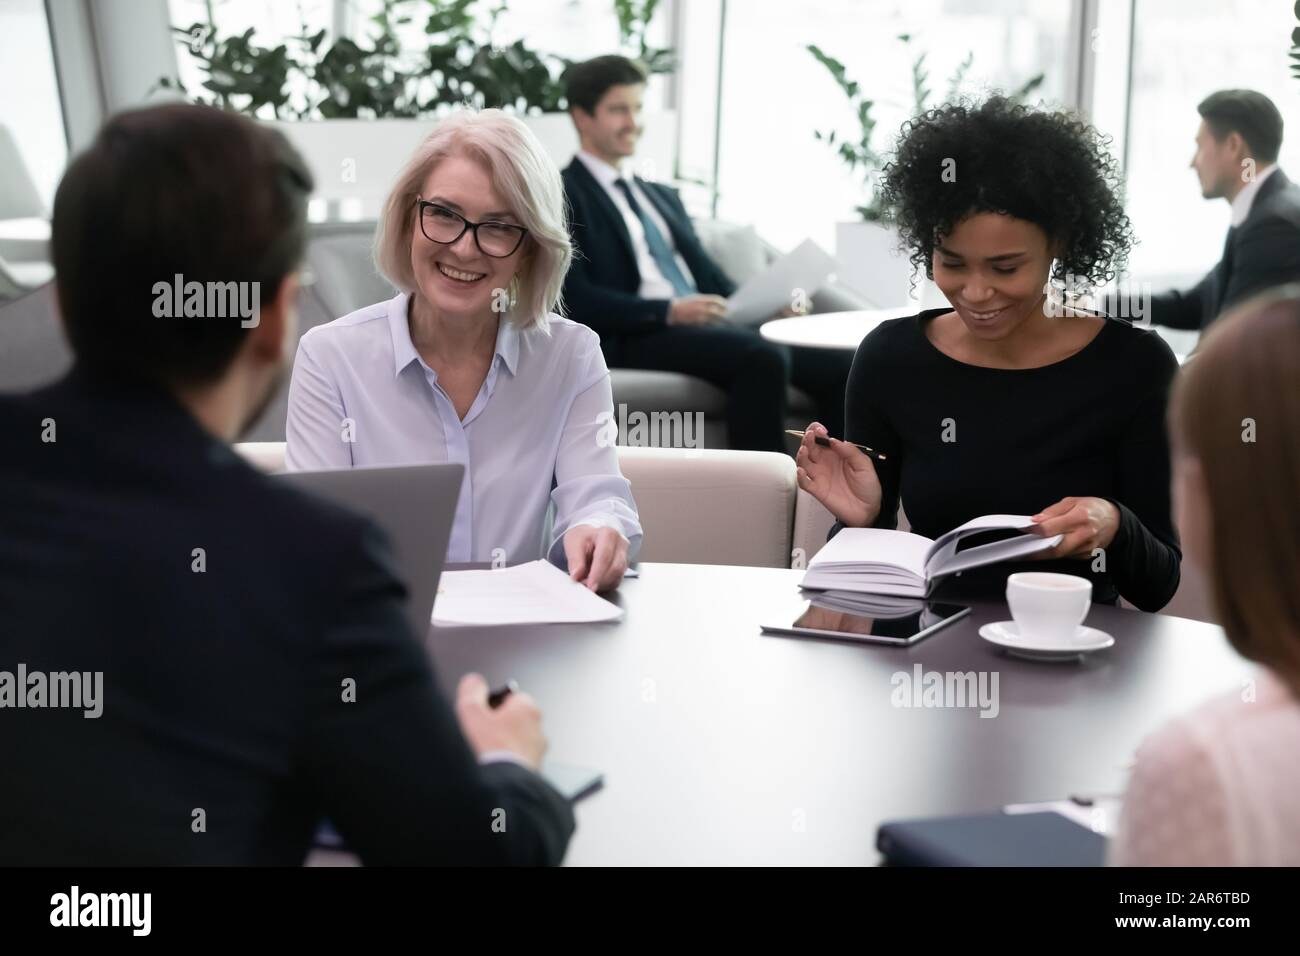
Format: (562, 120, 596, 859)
(433, 560, 623, 626)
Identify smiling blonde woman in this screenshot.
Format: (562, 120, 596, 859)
(285, 110, 642, 591)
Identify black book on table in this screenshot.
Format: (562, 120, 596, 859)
(876, 811, 1106, 867)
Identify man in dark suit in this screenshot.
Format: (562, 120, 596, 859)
(0, 104, 573, 865)
(560, 56, 852, 452)
(1151, 90, 1300, 332)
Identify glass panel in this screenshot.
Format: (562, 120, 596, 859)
(0, 0, 67, 211)
(167, 0, 670, 118)
(1122, 0, 1300, 285)
(712, 0, 1072, 251)
(167, 0, 335, 117)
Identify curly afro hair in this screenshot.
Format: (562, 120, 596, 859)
(878, 95, 1134, 289)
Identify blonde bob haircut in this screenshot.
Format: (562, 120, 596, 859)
(375, 109, 572, 330)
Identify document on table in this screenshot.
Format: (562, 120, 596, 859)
(725, 238, 836, 326)
(432, 559, 624, 626)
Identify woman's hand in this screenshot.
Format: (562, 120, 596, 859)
(563, 525, 629, 592)
(1030, 496, 1120, 559)
(794, 421, 883, 528)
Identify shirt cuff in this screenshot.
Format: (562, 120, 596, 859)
(477, 750, 536, 770)
(547, 518, 634, 568)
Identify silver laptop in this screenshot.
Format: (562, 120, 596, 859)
(277, 464, 463, 637)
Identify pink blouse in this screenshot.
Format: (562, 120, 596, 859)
(1110, 667, 1300, 866)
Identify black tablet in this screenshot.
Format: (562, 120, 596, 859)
(761, 598, 970, 646)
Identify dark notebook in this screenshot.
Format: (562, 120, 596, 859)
(877, 811, 1106, 867)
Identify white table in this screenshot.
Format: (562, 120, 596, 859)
(0, 216, 50, 259)
(762, 308, 1193, 363)
(759, 308, 909, 351)
(310, 563, 1243, 866)
(0, 217, 55, 293)
(434, 564, 1240, 865)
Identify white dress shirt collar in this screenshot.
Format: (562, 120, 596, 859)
(1230, 163, 1278, 227)
(576, 148, 629, 188)
(385, 292, 520, 379)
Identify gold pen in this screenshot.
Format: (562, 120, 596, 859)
(785, 429, 887, 462)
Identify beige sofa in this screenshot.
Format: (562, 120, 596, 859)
(235, 440, 836, 569)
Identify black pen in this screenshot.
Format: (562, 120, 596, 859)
(785, 429, 887, 461)
(488, 680, 519, 709)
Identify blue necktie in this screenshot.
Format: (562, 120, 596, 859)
(614, 179, 695, 297)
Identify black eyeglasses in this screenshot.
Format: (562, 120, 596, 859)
(415, 199, 529, 258)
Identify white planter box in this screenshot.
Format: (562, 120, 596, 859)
(834, 221, 916, 308)
(266, 111, 678, 222)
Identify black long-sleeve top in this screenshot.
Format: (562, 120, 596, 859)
(830, 310, 1182, 611)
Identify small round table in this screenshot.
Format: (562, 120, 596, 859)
(763, 307, 1194, 363)
(759, 308, 912, 351)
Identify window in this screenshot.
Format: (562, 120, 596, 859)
(167, 0, 671, 118)
(167, 0, 335, 116)
(707, 0, 1073, 250)
(0, 0, 66, 210)
(1118, 0, 1300, 285)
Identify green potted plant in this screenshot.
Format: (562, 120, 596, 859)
(156, 0, 675, 218)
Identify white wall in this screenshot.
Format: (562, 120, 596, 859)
(270, 111, 679, 222)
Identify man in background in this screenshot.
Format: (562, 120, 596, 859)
(1151, 89, 1300, 332)
(560, 55, 852, 452)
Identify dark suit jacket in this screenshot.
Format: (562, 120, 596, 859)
(0, 370, 573, 865)
(1151, 168, 1300, 330)
(561, 157, 736, 359)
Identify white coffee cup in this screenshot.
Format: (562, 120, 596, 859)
(1006, 572, 1092, 644)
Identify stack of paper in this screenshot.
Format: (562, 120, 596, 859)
(725, 238, 836, 326)
(432, 559, 623, 627)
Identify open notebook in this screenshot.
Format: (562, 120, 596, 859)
(800, 515, 1064, 598)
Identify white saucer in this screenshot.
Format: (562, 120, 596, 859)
(979, 621, 1114, 662)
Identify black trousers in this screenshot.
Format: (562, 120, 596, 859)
(610, 324, 854, 453)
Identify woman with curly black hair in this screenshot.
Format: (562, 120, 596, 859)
(796, 96, 1181, 610)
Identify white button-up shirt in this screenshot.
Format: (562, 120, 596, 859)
(575, 149, 697, 299)
(1230, 163, 1278, 226)
(284, 292, 642, 567)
